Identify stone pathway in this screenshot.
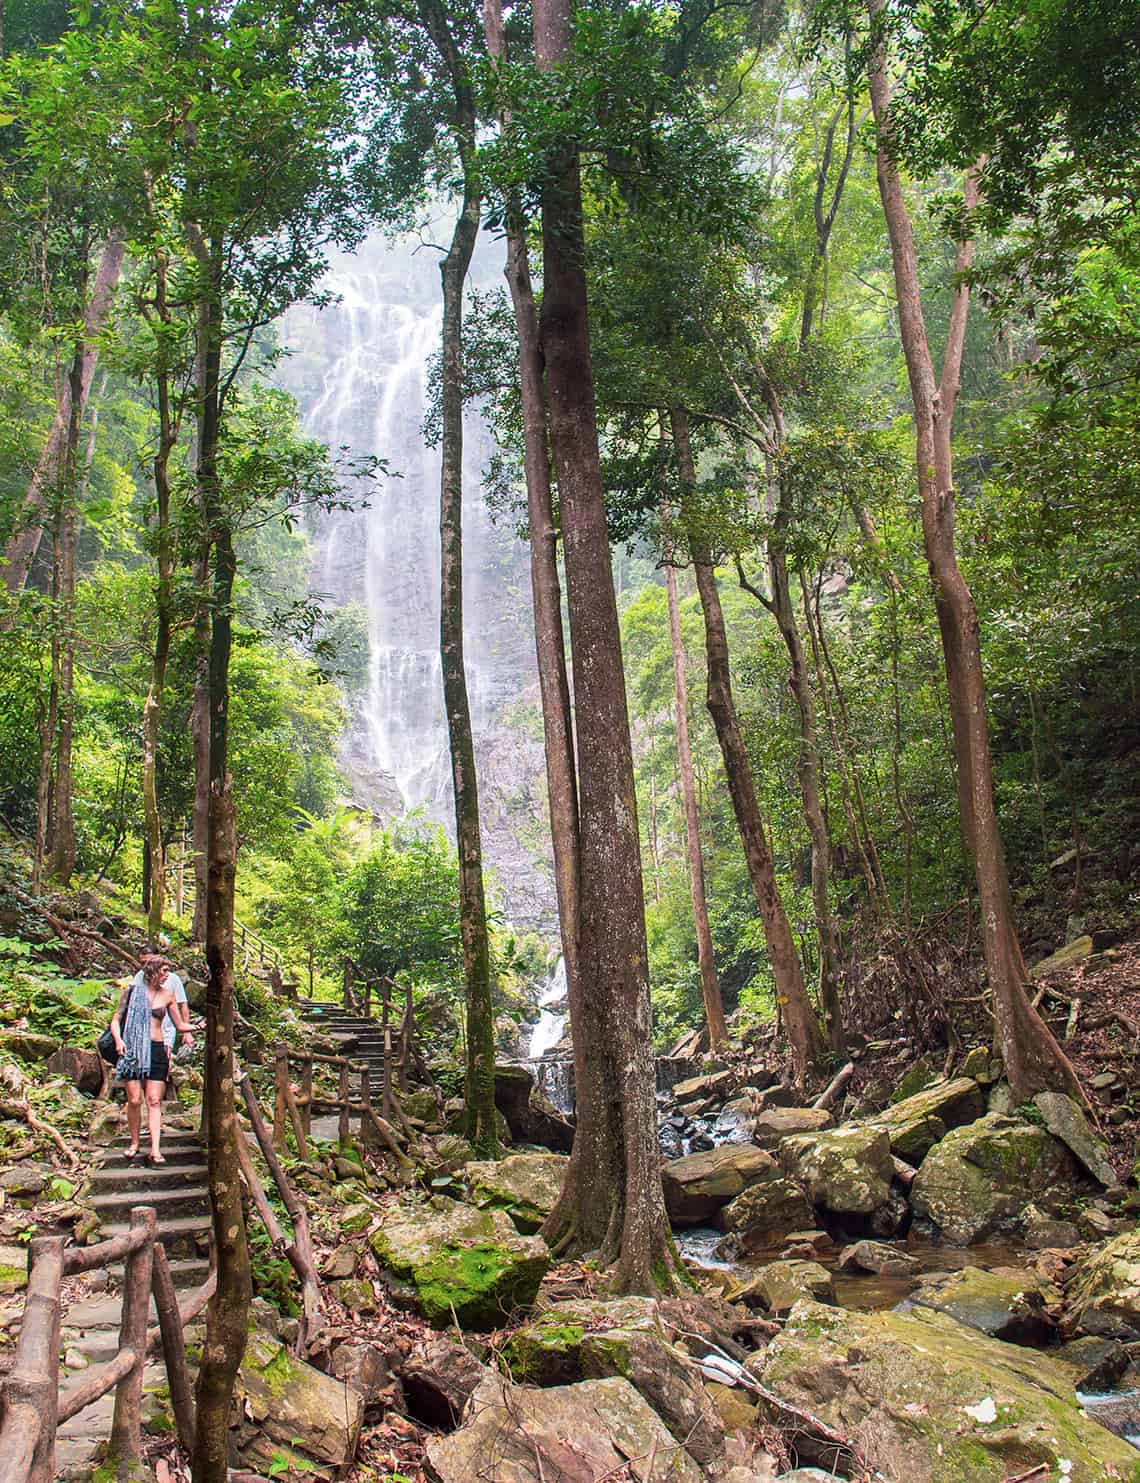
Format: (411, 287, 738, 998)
(52, 1130, 212, 1477)
(299, 998, 391, 1141)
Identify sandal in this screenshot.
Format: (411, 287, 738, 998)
(126, 1146, 140, 1162)
(147, 1154, 166, 1166)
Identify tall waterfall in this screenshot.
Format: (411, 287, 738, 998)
(279, 228, 556, 929)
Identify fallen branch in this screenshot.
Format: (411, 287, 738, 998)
(8, 886, 139, 969)
(1064, 996, 1081, 1042)
(0, 1097, 80, 1169)
(812, 1061, 854, 1111)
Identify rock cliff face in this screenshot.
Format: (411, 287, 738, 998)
(279, 226, 556, 932)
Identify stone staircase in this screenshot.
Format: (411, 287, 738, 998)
(298, 998, 390, 1091)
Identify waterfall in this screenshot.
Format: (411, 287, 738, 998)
(278, 227, 556, 928)
(526, 956, 573, 1114)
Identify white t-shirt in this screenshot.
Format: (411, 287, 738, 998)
(129, 969, 188, 1049)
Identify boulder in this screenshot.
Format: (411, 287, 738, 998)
(328, 1342, 403, 1411)
(234, 1329, 363, 1480)
(865, 1077, 985, 1160)
(778, 1127, 893, 1216)
(911, 1265, 1061, 1346)
(910, 1114, 1081, 1244)
(662, 1146, 780, 1227)
(45, 1046, 104, 1095)
(1065, 1227, 1140, 1339)
(465, 1152, 568, 1233)
(718, 1179, 814, 1244)
(1054, 1335, 1131, 1392)
(673, 1069, 736, 1107)
(400, 1336, 490, 1429)
(425, 1373, 704, 1483)
(757, 1300, 1140, 1483)
(836, 1240, 920, 1278)
(1033, 1091, 1116, 1186)
(750, 1106, 832, 1148)
(494, 1064, 575, 1152)
(0, 1244, 28, 1293)
(1030, 935, 1093, 978)
(370, 1194, 550, 1329)
(502, 1297, 724, 1465)
(729, 1260, 833, 1315)
(1022, 1203, 1081, 1250)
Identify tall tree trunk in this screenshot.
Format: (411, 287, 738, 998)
(190, 542, 210, 943)
(143, 260, 178, 940)
(33, 524, 62, 893)
(482, 0, 587, 1230)
(2, 233, 124, 597)
(191, 236, 250, 1483)
(763, 546, 843, 1049)
(436, 146, 498, 1156)
(49, 349, 88, 886)
(867, 0, 1080, 1100)
(532, 0, 675, 1291)
(664, 551, 727, 1048)
(673, 407, 824, 1077)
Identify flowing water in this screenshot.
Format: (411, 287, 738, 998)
(525, 957, 573, 1114)
(278, 226, 555, 929)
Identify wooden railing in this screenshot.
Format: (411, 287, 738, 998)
(0, 1209, 215, 1483)
(271, 1045, 418, 1174)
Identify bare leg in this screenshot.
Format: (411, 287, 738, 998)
(124, 1081, 142, 1153)
(145, 1079, 166, 1160)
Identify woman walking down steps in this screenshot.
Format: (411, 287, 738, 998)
(110, 945, 194, 1165)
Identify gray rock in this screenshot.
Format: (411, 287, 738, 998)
(1033, 1091, 1115, 1186)
(718, 1179, 814, 1243)
(779, 1126, 893, 1215)
(836, 1240, 920, 1278)
(751, 1106, 832, 1148)
(662, 1145, 781, 1227)
(912, 1265, 1061, 1346)
(1065, 1227, 1140, 1339)
(234, 1330, 363, 1480)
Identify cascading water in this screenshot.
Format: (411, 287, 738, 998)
(526, 956, 573, 1114)
(279, 227, 556, 927)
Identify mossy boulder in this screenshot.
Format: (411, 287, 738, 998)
(910, 1114, 1081, 1244)
(750, 1106, 832, 1148)
(464, 1152, 568, 1233)
(718, 1178, 814, 1243)
(425, 1373, 704, 1483)
(912, 1265, 1061, 1345)
(0, 1030, 59, 1061)
(727, 1259, 834, 1315)
(234, 1329, 363, 1479)
(370, 1194, 550, 1330)
(757, 1300, 1140, 1483)
(778, 1127, 893, 1215)
(662, 1145, 781, 1226)
(1065, 1228, 1140, 1339)
(1034, 1090, 1116, 1186)
(501, 1296, 724, 1463)
(866, 1076, 985, 1160)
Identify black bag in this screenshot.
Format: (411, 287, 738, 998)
(97, 1027, 118, 1065)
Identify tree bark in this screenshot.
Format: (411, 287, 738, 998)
(533, 0, 675, 1291)
(867, 0, 1081, 1100)
(673, 407, 824, 1078)
(2, 233, 124, 597)
(664, 551, 727, 1048)
(47, 346, 87, 886)
(191, 235, 251, 1483)
(418, 0, 498, 1158)
(482, 0, 588, 1223)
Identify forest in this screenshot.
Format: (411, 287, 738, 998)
(0, 0, 1138, 1479)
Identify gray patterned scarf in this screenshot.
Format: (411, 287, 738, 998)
(117, 975, 152, 1080)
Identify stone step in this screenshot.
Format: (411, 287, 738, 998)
(88, 1162, 208, 1193)
(100, 1141, 204, 1169)
(90, 1185, 210, 1222)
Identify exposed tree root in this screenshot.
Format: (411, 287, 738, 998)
(0, 1095, 80, 1169)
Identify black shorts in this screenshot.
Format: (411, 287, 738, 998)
(123, 1044, 170, 1083)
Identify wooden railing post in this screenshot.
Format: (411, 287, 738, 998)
(381, 980, 394, 1119)
(399, 983, 413, 1092)
(299, 1056, 313, 1139)
(151, 1243, 196, 1453)
(0, 1235, 64, 1483)
(359, 1066, 374, 1150)
(342, 958, 353, 1010)
(274, 1044, 289, 1153)
(338, 1063, 350, 1147)
(108, 1206, 156, 1473)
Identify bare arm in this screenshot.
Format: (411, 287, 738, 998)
(169, 996, 193, 1038)
(110, 983, 132, 1052)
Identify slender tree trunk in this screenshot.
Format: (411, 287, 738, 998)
(482, 0, 587, 1204)
(435, 141, 498, 1156)
(764, 543, 843, 1050)
(867, 1, 1081, 1100)
(664, 552, 727, 1047)
(191, 237, 250, 1483)
(143, 264, 178, 939)
(533, 0, 675, 1291)
(48, 347, 85, 885)
(2, 233, 124, 597)
(33, 527, 61, 893)
(673, 408, 823, 1077)
(190, 544, 210, 942)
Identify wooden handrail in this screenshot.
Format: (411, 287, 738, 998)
(0, 1211, 217, 1483)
